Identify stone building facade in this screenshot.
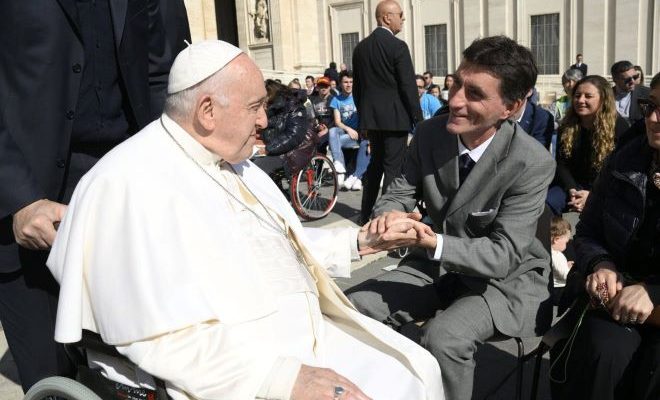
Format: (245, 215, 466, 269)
(185, 0, 660, 100)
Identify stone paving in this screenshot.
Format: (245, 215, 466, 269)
(0, 189, 554, 399)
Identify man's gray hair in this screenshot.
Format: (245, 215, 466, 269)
(164, 70, 229, 121)
(562, 68, 583, 84)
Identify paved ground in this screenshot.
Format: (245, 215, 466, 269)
(0, 188, 554, 399)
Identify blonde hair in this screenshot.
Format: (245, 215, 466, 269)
(550, 216, 572, 240)
(559, 75, 617, 172)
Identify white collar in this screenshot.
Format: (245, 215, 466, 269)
(515, 101, 527, 123)
(457, 134, 495, 163)
(161, 113, 223, 167)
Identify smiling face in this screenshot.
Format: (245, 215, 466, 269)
(572, 82, 602, 121)
(340, 76, 353, 95)
(197, 55, 268, 163)
(446, 63, 519, 145)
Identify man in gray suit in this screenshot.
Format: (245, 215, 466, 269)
(349, 36, 556, 400)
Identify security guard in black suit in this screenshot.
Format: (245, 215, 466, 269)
(0, 0, 189, 391)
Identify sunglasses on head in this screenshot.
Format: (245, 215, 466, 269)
(624, 74, 641, 84)
(638, 98, 660, 118)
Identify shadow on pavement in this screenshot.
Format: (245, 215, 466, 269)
(0, 348, 20, 385)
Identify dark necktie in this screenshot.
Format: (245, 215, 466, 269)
(459, 153, 476, 185)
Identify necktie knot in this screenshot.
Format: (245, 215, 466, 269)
(459, 153, 475, 185)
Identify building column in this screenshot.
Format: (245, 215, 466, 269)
(184, 0, 218, 42)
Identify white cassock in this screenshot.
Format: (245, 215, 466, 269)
(47, 114, 444, 400)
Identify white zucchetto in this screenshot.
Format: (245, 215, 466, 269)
(167, 40, 243, 94)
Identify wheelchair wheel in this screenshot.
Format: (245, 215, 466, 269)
(290, 154, 338, 220)
(23, 376, 103, 400)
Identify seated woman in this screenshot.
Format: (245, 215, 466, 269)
(555, 72, 660, 400)
(548, 75, 628, 214)
(253, 80, 316, 179)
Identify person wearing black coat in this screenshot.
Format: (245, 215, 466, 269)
(352, 0, 422, 223)
(323, 62, 340, 86)
(0, 0, 187, 391)
(554, 72, 660, 400)
(253, 81, 312, 177)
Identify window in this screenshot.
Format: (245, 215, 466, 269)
(530, 13, 560, 74)
(425, 24, 448, 77)
(341, 32, 359, 70)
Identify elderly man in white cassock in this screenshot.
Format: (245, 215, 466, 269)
(46, 40, 443, 400)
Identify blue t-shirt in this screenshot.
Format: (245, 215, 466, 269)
(420, 93, 441, 120)
(330, 93, 359, 130)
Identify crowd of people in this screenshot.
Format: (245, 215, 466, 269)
(1, 0, 659, 399)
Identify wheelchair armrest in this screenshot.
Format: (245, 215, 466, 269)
(78, 330, 123, 359)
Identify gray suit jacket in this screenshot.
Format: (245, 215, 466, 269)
(373, 116, 556, 337)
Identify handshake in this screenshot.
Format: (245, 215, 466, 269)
(357, 211, 437, 256)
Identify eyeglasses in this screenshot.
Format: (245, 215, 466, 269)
(623, 74, 640, 84)
(417, 85, 425, 89)
(638, 98, 660, 118)
(387, 11, 403, 18)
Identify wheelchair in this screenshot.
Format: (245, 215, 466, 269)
(24, 330, 169, 400)
(266, 152, 339, 221)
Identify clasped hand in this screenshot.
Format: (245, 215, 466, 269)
(357, 211, 436, 256)
(567, 189, 589, 212)
(586, 262, 654, 324)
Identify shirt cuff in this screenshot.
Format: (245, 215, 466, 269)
(350, 228, 361, 261)
(256, 356, 302, 400)
(426, 233, 444, 261)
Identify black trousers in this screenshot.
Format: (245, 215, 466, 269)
(0, 149, 103, 392)
(0, 254, 73, 392)
(551, 309, 660, 400)
(360, 130, 408, 222)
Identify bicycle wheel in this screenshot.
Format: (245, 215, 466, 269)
(290, 154, 338, 220)
(23, 376, 103, 400)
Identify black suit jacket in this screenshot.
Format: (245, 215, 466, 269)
(569, 63, 588, 76)
(352, 28, 422, 132)
(613, 85, 650, 128)
(628, 85, 651, 124)
(0, 0, 185, 269)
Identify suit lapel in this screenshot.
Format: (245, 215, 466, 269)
(109, 0, 128, 48)
(56, 0, 81, 35)
(433, 131, 460, 195)
(445, 121, 515, 217)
